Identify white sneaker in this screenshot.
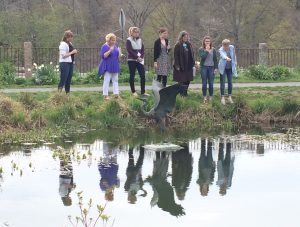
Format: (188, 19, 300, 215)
(221, 97, 226, 105)
(132, 92, 138, 97)
(228, 96, 234, 104)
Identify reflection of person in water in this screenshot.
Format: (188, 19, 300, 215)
(98, 142, 120, 201)
(216, 140, 235, 196)
(197, 139, 216, 196)
(124, 146, 146, 204)
(172, 144, 193, 200)
(59, 150, 75, 206)
(147, 151, 185, 217)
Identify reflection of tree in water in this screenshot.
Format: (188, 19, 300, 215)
(147, 151, 185, 217)
(172, 144, 193, 201)
(124, 146, 147, 204)
(98, 142, 120, 202)
(217, 141, 235, 196)
(197, 139, 216, 196)
(58, 150, 75, 206)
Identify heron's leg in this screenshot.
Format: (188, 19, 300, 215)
(158, 118, 166, 133)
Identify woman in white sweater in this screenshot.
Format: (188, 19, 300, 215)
(58, 30, 77, 93)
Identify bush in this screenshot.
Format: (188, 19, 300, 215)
(83, 68, 100, 84)
(33, 63, 59, 85)
(15, 77, 27, 85)
(269, 65, 291, 80)
(245, 65, 291, 80)
(0, 62, 16, 85)
(245, 65, 272, 80)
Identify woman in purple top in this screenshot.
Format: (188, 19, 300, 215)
(98, 33, 120, 100)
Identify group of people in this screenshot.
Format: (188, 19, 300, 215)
(58, 28, 237, 105)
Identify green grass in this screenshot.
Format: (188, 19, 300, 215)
(1, 87, 300, 143)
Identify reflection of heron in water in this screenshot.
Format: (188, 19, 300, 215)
(146, 151, 185, 217)
(139, 80, 180, 130)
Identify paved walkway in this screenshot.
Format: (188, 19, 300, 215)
(1, 82, 300, 93)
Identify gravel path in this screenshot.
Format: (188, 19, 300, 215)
(1, 82, 300, 93)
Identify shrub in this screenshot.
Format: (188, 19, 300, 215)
(83, 68, 100, 84)
(33, 63, 59, 85)
(269, 65, 291, 80)
(15, 77, 27, 85)
(0, 62, 16, 85)
(245, 65, 272, 80)
(245, 65, 291, 80)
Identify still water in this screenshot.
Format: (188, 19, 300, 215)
(0, 131, 300, 227)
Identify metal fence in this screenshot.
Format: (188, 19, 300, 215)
(1, 46, 300, 76)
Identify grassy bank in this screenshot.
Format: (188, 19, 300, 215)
(1, 87, 300, 143)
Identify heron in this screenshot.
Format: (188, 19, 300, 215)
(138, 80, 181, 130)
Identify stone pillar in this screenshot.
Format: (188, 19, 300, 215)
(258, 43, 268, 66)
(24, 42, 33, 77)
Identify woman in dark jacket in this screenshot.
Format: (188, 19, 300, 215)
(173, 31, 195, 96)
(154, 28, 171, 87)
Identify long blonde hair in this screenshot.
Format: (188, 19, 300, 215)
(128, 27, 140, 37)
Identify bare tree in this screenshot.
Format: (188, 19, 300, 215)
(126, 0, 161, 29)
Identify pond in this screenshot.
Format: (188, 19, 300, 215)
(0, 130, 300, 227)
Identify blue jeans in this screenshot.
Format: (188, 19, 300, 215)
(58, 62, 73, 93)
(201, 66, 215, 97)
(220, 68, 233, 96)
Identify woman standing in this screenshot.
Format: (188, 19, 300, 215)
(98, 33, 120, 100)
(126, 27, 148, 97)
(199, 36, 218, 104)
(173, 31, 195, 97)
(58, 30, 77, 94)
(154, 28, 171, 87)
(218, 39, 237, 105)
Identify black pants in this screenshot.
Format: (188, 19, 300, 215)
(58, 62, 73, 93)
(128, 61, 145, 94)
(179, 81, 190, 96)
(157, 75, 167, 87)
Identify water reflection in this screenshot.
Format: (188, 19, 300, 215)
(124, 146, 146, 204)
(98, 142, 120, 201)
(58, 150, 75, 206)
(197, 139, 216, 196)
(2, 132, 300, 227)
(217, 140, 235, 196)
(147, 151, 185, 217)
(172, 144, 193, 201)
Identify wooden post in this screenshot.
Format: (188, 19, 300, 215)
(258, 43, 268, 66)
(24, 42, 33, 77)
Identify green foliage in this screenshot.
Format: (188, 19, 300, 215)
(19, 93, 39, 110)
(245, 65, 291, 80)
(15, 77, 27, 85)
(83, 68, 100, 84)
(269, 65, 291, 80)
(33, 63, 59, 85)
(46, 104, 76, 125)
(0, 62, 16, 85)
(10, 112, 27, 128)
(280, 99, 299, 114)
(249, 98, 282, 114)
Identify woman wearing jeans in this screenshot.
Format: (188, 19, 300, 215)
(218, 39, 237, 105)
(58, 30, 77, 94)
(199, 36, 218, 104)
(126, 27, 148, 97)
(98, 33, 120, 100)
